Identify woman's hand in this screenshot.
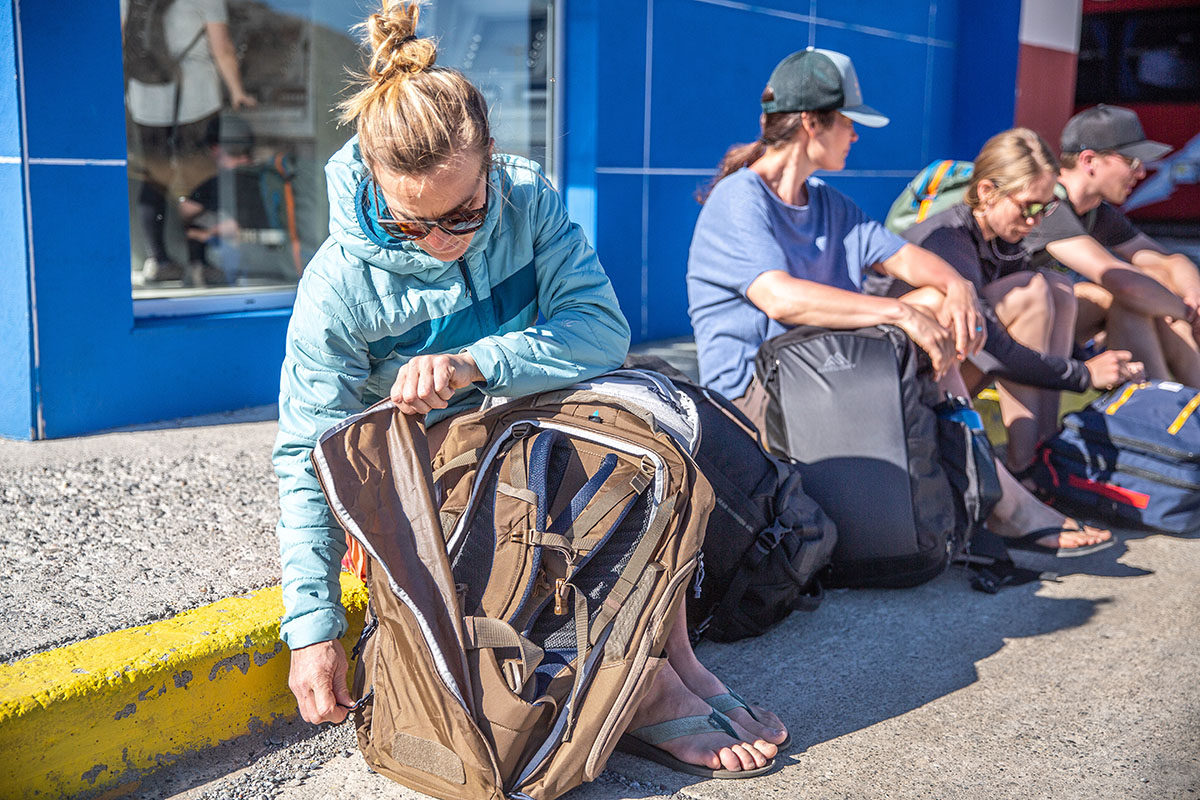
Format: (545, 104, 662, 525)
(936, 279, 987, 359)
(288, 640, 352, 724)
(896, 302, 957, 380)
(1084, 350, 1145, 391)
(389, 352, 484, 415)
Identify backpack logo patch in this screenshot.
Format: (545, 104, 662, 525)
(818, 353, 855, 373)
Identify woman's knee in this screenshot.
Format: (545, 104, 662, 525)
(899, 286, 945, 315)
(994, 271, 1053, 323)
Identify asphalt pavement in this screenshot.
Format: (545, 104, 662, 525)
(139, 528, 1200, 800)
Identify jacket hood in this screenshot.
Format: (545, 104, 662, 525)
(324, 136, 504, 275)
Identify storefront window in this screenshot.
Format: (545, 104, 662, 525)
(121, 0, 554, 312)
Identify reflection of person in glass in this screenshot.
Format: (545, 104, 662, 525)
(178, 114, 284, 287)
(275, 0, 783, 778)
(122, 0, 256, 284)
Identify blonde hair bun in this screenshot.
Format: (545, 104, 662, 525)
(364, 0, 437, 82)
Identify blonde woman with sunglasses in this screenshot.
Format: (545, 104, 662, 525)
(273, 1, 782, 779)
(869, 128, 1144, 475)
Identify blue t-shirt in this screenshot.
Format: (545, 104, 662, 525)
(686, 169, 906, 399)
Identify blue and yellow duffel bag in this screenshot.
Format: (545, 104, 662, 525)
(1033, 380, 1200, 534)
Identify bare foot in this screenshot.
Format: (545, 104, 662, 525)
(1041, 522, 1111, 549)
(989, 468, 1113, 550)
(625, 661, 776, 772)
(661, 604, 789, 746)
(991, 505, 1112, 549)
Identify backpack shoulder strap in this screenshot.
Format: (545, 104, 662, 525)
(915, 160, 957, 223)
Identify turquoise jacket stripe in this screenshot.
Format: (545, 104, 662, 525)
(272, 140, 630, 648)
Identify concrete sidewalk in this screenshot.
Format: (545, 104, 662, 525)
(2, 340, 1198, 798)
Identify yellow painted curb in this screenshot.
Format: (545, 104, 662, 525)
(0, 573, 368, 799)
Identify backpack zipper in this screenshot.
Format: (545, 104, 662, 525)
(1063, 419, 1200, 463)
(1048, 444, 1200, 491)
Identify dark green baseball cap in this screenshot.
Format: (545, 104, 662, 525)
(762, 47, 889, 128)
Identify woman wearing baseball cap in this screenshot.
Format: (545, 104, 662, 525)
(686, 48, 1113, 556)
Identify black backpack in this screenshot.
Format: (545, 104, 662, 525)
(624, 355, 837, 642)
(754, 325, 959, 588)
(123, 0, 203, 86)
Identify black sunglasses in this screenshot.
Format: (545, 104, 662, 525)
(369, 178, 489, 241)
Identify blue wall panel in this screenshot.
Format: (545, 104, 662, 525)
(593, 3, 647, 168)
(3, 0, 1023, 435)
(0, 1, 32, 439)
(644, 175, 703, 341)
(593, 173, 645, 337)
(0, 162, 32, 439)
(648, 0, 809, 169)
(813, 0, 934, 40)
(952, 1, 1021, 159)
(19, 2, 125, 160)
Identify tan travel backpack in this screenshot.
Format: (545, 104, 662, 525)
(312, 371, 711, 800)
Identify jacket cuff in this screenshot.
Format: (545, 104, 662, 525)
(280, 607, 348, 650)
(465, 341, 512, 392)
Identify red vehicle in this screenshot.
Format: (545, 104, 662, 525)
(1077, 0, 1200, 224)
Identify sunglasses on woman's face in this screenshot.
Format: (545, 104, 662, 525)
(370, 178, 489, 241)
(1008, 195, 1059, 220)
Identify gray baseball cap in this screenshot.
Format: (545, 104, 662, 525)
(762, 47, 889, 128)
(1061, 104, 1172, 162)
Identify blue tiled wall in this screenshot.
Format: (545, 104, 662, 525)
(2, 0, 1020, 437)
(565, 0, 1021, 344)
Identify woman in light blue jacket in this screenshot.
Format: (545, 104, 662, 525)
(275, 0, 780, 778)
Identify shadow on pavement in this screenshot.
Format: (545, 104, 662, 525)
(686, 568, 1100, 758)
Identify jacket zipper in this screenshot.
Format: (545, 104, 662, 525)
(457, 257, 476, 300)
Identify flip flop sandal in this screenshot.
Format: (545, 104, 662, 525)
(1005, 526, 1115, 558)
(705, 689, 792, 750)
(616, 709, 777, 779)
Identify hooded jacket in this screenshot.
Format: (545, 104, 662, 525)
(273, 138, 631, 648)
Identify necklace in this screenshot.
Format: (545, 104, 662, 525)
(988, 237, 1027, 263)
(973, 207, 1027, 263)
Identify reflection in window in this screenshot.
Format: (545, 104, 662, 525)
(1077, 8, 1200, 106)
(123, 0, 554, 306)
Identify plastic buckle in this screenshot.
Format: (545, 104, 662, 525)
(754, 523, 784, 555)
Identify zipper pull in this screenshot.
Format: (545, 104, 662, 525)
(554, 578, 569, 615)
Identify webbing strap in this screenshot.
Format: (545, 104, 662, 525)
(554, 462, 652, 552)
(547, 454, 618, 536)
(431, 447, 482, 484)
(508, 428, 537, 493)
(916, 160, 955, 223)
(1105, 382, 1145, 416)
(497, 481, 537, 505)
(1168, 391, 1200, 435)
(462, 616, 544, 688)
(589, 494, 677, 645)
(561, 584, 591, 741)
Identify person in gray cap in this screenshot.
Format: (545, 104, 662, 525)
(686, 48, 1113, 555)
(1023, 104, 1200, 386)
